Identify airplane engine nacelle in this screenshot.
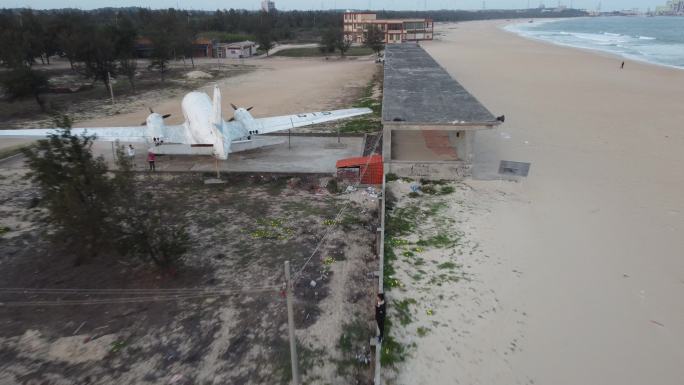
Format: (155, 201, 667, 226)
(145, 113, 166, 141)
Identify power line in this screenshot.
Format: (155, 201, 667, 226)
(292, 131, 383, 282)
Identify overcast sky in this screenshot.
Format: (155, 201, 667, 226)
(0, 0, 669, 12)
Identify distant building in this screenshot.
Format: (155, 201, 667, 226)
(343, 12, 433, 44)
(214, 41, 256, 59)
(135, 37, 214, 58)
(655, 0, 684, 15)
(261, 0, 276, 12)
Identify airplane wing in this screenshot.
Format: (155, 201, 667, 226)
(0, 125, 185, 143)
(251, 108, 372, 135)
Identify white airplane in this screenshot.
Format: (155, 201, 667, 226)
(0, 85, 372, 159)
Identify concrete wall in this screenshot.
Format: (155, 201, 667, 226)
(388, 160, 471, 180)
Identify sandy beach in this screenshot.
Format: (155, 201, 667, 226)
(386, 20, 684, 385)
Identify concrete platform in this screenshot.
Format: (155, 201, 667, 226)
(1, 136, 364, 174)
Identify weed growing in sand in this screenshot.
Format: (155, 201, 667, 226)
(394, 298, 417, 326)
(386, 173, 399, 182)
(380, 318, 409, 367)
(250, 217, 295, 240)
(336, 318, 373, 378)
(417, 327, 430, 337)
(437, 261, 458, 270)
(0, 226, 10, 236)
(274, 339, 325, 383)
(385, 204, 420, 237)
(417, 233, 458, 248)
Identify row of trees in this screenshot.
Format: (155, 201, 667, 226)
(23, 120, 189, 269)
(318, 24, 385, 57)
(0, 9, 207, 109)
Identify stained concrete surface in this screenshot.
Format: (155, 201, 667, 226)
(0, 136, 364, 174)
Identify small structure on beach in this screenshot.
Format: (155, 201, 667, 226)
(336, 154, 384, 185)
(213, 41, 256, 59)
(382, 43, 503, 179)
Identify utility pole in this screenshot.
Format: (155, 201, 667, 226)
(284, 261, 300, 385)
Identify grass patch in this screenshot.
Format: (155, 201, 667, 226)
(273, 46, 373, 57)
(417, 233, 458, 248)
(339, 116, 382, 134)
(380, 318, 409, 367)
(249, 217, 295, 240)
(437, 261, 458, 270)
(439, 186, 455, 195)
(0, 144, 33, 160)
(386, 173, 399, 182)
(426, 201, 447, 216)
(0, 226, 10, 236)
(274, 339, 325, 384)
(336, 318, 373, 377)
(385, 204, 420, 237)
(394, 298, 417, 326)
(417, 327, 430, 337)
(420, 178, 449, 185)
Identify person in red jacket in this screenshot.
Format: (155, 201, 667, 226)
(147, 149, 156, 172)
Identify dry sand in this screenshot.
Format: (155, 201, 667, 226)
(387, 20, 684, 385)
(76, 57, 375, 128)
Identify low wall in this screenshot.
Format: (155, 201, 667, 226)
(387, 160, 470, 180)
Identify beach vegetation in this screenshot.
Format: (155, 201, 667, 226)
(380, 318, 409, 367)
(416, 327, 430, 337)
(394, 298, 417, 326)
(336, 318, 373, 377)
(437, 261, 458, 270)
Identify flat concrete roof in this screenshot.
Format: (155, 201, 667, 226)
(382, 43, 500, 126)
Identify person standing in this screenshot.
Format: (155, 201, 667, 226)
(147, 149, 156, 172)
(375, 293, 386, 343)
(621, 61, 625, 69)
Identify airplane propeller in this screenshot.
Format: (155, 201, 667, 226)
(140, 107, 172, 125)
(228, 103, 254, 122)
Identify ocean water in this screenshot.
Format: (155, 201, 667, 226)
(505, 17, 684, 69)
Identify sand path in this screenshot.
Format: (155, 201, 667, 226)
(392, 20, 684, 385)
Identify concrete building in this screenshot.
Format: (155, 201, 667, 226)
(381, 44, 503, 179)
(213, 41, 256, 59)
(343, 12, 433, 44)
(656, 0, 684, 14)
(261, 0, 276, 12)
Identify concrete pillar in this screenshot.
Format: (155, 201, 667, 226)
(382, 124, 392, 173)
(463, 130, 475, 165)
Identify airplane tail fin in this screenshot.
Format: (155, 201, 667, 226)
(210, 84, 231, 160)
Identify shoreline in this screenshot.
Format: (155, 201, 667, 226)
(499, 17, 684, 72)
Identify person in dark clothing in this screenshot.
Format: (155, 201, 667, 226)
(375, 293, 386, 343)
(621, 61, 625, 69)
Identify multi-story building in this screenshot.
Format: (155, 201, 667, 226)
(655, 0, 684, 14)
(343, 12, 433, 44)
(261, 0, 276, 13)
